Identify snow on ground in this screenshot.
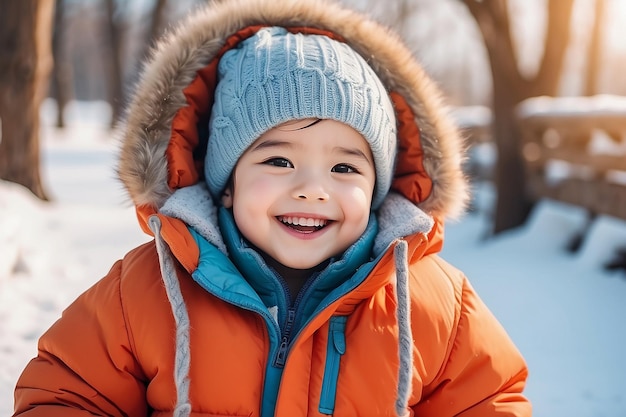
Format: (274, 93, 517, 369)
(443, 187, 626, 417)
(1, 101, 625, 416)
(1, 102, 149, 416)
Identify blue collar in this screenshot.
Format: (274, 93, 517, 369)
(218, 207, 378, 324)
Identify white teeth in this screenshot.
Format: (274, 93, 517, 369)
(278, 216, 327, 227)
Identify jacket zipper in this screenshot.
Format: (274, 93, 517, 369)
(273, 267, 323, 367)
(272, 246, 393, 370)
(275, 308, 296, 367)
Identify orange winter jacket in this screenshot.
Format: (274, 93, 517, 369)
(14, 230, 529, 417)
(14, 0, 531, 416)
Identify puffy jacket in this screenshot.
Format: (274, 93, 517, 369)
(13, 0, 531, 416)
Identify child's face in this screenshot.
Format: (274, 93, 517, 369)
(223, 119, 376, 271)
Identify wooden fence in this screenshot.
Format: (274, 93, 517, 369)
(516, 95, 626, 221)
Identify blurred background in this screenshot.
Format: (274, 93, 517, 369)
(2, 0, 626, 244)
(2, 1, 626, 415)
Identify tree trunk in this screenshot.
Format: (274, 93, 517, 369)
(462, 0, 574, 233)
(0, 0, 56, 200)
(104, 0, 124, 127)
(51, 0, 73, 128)
(490, 60, 534, 233)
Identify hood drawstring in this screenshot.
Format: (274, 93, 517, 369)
(394, 239, 413, 416)
(148, 215, 192, 417)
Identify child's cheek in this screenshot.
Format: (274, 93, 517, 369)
(248, 175, 285, 195)
(347, 186, 372, 205)
(337, 182, 373, 209)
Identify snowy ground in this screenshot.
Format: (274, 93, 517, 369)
(1, 101, 625, 416)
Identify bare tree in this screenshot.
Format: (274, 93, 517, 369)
(461, 0, 575, 233)
(104, 0, 124, 127)
(0, 0, 56, 200)
(51, 0, 73, 128)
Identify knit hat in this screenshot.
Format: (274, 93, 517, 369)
(205, 26, 397, 209)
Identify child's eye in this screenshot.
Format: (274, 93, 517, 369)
(332, 164, 359, 174)
(263, 157, 293, 168)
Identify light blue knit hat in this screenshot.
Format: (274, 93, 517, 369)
(205, 26, 397, 209)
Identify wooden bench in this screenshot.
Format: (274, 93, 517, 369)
(516, 95, 626, 221)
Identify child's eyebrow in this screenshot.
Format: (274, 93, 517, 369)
(250, 139, 293, 152)
(250, 140, 372, 164)
(335, 147, 373, 164)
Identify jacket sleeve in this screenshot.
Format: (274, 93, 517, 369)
(411, 256, 532, 417)
(13, 260, 148, 417)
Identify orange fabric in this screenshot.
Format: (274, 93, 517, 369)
(13, 239, 530, 417)
(390, 92, 433, 204)
(136, 205, 199, 273)
(423, 216, 445, 256)
(136, 204, 158, 236)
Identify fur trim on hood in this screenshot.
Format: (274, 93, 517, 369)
(113, 4, 469, 414)
(116, 0, 469, 221)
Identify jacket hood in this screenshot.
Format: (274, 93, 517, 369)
(116, 0, 469, 227)
(114, 4, 468, 414)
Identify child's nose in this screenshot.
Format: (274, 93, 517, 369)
(295, 191, 329, 201)
(292, 172, 329, 201)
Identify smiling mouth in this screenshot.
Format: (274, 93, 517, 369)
(277, 216, 330, 233)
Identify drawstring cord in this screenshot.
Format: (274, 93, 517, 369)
(148, 215, 192, 417)
(394, 240, 413, 416)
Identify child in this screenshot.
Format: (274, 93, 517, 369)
(13, 0, 531, 416)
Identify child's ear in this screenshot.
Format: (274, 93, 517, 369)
(221, 186, 233, 208)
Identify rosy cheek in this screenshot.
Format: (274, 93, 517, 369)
(344, 185, 371, 205)
(242, 179, 281, 204)
(236, 171, 273, 193)
(233, 175, 280, 212)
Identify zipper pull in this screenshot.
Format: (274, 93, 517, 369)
(274, 308, 296, 367)
(276, 336, 289, 367)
